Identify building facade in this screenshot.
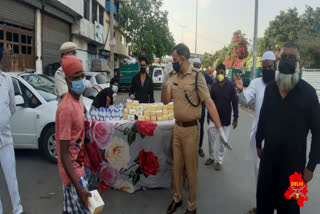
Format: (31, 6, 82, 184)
(0, 0, 129, 74)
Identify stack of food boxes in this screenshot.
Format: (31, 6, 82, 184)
(123, 99, 174, 121)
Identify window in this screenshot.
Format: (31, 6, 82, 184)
(21, 35, 26, 43)
(27, 47, 32, 55)
(6, 32, 12, 41)
(13, 33, 19, 42)
(27, 36, 32, 44)
(0, 30, 3, 40)
(22, 46, 27, 54)
(12, 78, 22, 96)
(0, 43, 3, 60)
(99, 5, 104, 25)
(18, 81, 41, 108)
(83, 0, 89, 20)
(21, 74, 56, 102)
(92, 0, 97, 24)
(154, 69, 163, 77)
(13, 45, 19, 54)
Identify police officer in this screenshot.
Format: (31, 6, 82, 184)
(162, 43, 230, 214)
(55, 42, 78, 104)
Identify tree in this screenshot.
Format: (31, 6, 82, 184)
(119, 0, 175, 64)
(263, 8, 300, 51)
(224, 31, 249, 69)
(297, 6, 320, 67)
(201, 52, 215, 69)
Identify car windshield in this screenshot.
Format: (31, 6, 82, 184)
(21, 74, 57, 102)
(95, 74, 108, 84)
(154, 69, 162, 77)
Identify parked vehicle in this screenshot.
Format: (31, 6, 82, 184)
(118, 64, 139, 90)
(8, 72, 92, 162)
(84, 72, 110, 91)
(152, 67, 164, 87)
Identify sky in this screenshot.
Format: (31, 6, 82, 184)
(162, 0, 320, 54)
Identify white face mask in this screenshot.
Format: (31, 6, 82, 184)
(112, 85, 118, 93)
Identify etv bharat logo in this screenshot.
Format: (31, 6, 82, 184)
(284, 172, 308, 207)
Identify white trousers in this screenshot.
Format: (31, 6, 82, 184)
(0, 144, 23, 214)
(207, 121, 230, 164)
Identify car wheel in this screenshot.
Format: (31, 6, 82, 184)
(42, 126, 57, 163)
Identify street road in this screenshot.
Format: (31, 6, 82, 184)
(1, 90, 319, 214)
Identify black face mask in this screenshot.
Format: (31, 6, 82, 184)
(172, 62, 181, 73)
(262, 69, 275, 84)
(140, 67, 146, 73)
(278, 57, 297, 74)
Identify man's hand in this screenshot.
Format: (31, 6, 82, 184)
(218, 127, 232, 151)
(129, 94, 135, 100)
(78, 189, 92, 210)
(303, 168, 313, 184)
(233, 74, 243, 91)
(163, 63, 174, 86)
(232, 120, 238, 129)
(257, 148, 263, 159)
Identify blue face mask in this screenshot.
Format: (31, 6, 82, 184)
(69, 78, 86, 95)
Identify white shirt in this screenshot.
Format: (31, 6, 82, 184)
(239, 77, 266, 160)
(54, 67, 68, 104)
(0, 71, 16, 148)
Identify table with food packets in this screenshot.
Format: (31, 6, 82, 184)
(87, 100, 175, 193)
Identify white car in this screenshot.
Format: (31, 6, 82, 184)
(84, 72, 110, 91)
(84, 72, 111, 99)
(8, 72, 92, 162)
(152, 67, 164, 87)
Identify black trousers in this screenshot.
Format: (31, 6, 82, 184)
(256, 151, 301, 214)
(199, 103, 205, 148)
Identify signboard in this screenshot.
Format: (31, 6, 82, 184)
(95, 21, 104, 44)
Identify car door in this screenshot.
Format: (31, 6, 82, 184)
(10, 77, 39, 148)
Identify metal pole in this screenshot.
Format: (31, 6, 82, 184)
(252, 0, 258, 79)
(195, 0, 198, 54)
(110, 0, 115, 78)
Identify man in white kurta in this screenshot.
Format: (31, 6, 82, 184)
(234, 51, 276, 183)
(0, 70, 24, 214)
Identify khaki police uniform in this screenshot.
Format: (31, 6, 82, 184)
(168, 65, 210, 211)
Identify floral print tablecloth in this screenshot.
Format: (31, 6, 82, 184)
(87, 120, 175, 193)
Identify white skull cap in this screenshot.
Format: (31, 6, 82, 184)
(262, 51, 276, 61)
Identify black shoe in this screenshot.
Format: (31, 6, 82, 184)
(167, 200, 183, 214)
(198, 148, 205, 157)
(205, 158, 214, 165)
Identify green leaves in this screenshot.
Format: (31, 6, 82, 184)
(119, 0, 175, 63)
(124, 127, 131, 135)
(133, 174, 140, 185)
(128, 132, 136, 145)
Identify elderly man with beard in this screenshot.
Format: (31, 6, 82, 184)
(255, 42, 320, 214)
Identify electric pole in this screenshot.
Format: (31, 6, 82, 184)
(110, 0, 115, 77)
(195, 0, 198, 54)
(252, 0, 258, 79)
(179, 24, 187, 43)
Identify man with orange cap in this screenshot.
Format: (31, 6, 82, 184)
(55, 55, 91, 213)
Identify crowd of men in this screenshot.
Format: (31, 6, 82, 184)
(0, 40, 319, 214)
